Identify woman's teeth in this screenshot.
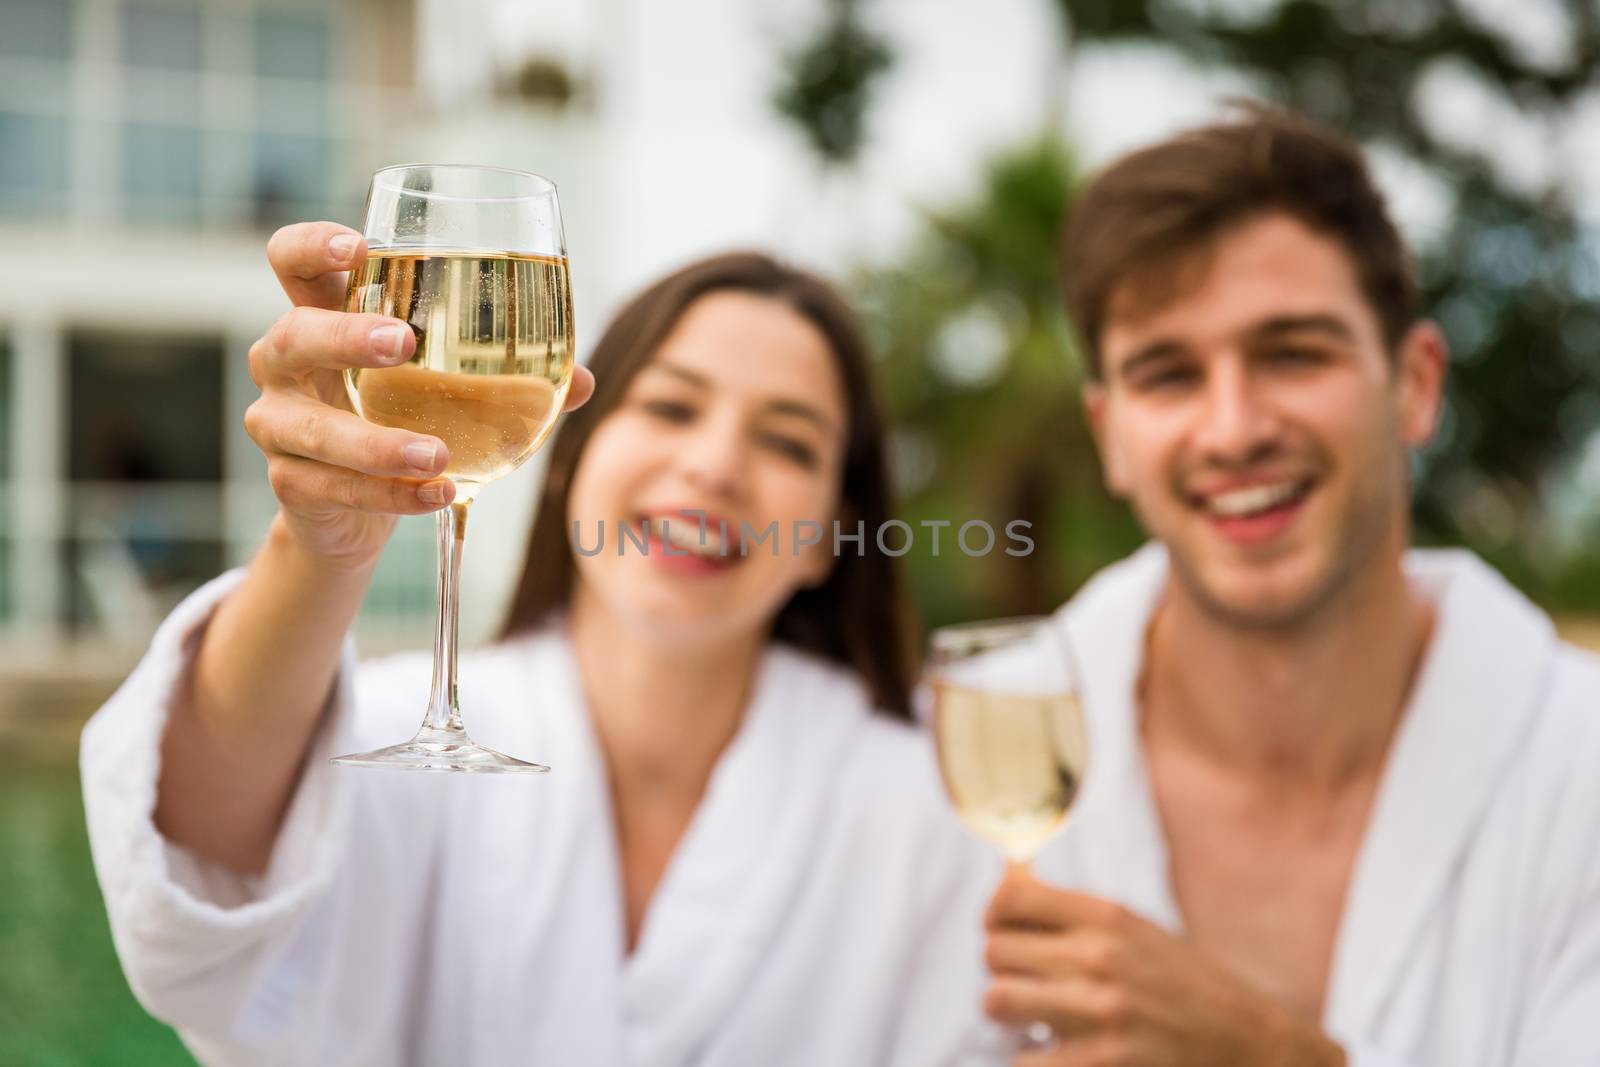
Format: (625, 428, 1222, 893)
(1203, 481, 1306, 519)
(644, 517, 726, 558)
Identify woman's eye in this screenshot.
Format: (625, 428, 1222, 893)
(642, 399, 695, 422)
(763, 434, 818, 467)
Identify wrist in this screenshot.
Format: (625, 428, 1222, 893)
(267, 511, 383, 584)
(1303, 1034, 1347, 1067)
(1263, 1017, 1346, 1067)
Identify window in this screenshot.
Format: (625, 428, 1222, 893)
(254, 81, 330, 138)
(0, 112, 70, 215)
(69, 331, 224, 483)
(252, 131, 335, 228)
(124, 123, 203, 222)
(363, 521, 437, 621)
(121, 1, 201, 70)
(0, 0, 74, 60)
(65, 331, 225, 631)
(255, 11, 331, 81)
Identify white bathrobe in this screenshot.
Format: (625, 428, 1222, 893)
(81, 571, 1002, 1067)
(1036, 545, 1600, 1066)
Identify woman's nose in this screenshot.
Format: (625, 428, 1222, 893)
(674, 410, 748, 500)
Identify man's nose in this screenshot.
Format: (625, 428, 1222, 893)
(1193, 359, 1279, 465)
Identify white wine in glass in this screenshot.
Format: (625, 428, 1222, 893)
(333, 165, 573, 773)
(929, 617, 1088, 861)
(932, 682, 1086, 861)
(347, 251, 572, 496)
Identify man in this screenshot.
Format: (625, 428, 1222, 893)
(983, 106, 1600, 1065)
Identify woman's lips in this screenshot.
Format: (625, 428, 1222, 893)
(634, 513, 743, 576)
(646, 540, 739, 576)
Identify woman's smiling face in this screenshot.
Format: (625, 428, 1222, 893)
(565, 289, 849, 647)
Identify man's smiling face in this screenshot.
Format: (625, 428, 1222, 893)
(1085, 212, 1446, 629)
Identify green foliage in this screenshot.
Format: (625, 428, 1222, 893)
(507, 56, 577, 108)
(859, 138, 1145, 627)
(771, 0, 895, 166)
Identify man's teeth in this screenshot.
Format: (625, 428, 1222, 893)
(645, 517, 725, 557)
(1204, 482, 1304, 518)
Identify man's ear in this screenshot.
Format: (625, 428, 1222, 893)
(1395, 320, 1448, 449)
(1083, 381, 1130, 498)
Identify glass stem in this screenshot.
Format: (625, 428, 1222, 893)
(419, 499, 470, 742)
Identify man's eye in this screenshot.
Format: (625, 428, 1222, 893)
(642, 399, 695, 421)
(1267, 347, 1325, 367)
(1140, 367, 1199, 390)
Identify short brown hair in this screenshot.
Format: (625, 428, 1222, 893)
(1063, 103, 1421, 376)
(497, 251, 916, 720)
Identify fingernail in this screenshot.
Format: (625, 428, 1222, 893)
(370, 325, 408, 362)
(329, 234, 359, 262)
(418, 481, 448, 505)
(403, 440, 438, 472)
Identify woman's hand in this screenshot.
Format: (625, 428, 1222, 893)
(246, 222, 595, 570)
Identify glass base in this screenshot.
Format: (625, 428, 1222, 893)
(332, 732, 550, 774)
(965, 1021, 1056, 1057)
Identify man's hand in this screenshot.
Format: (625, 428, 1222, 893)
(983, 865, 1348, 1067)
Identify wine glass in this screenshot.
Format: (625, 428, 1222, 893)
(331, 164, 574, 772)
(926, 615, 1090, 1047)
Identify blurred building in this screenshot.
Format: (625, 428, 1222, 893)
(0, 0, 435, 673)
(0, 0, 1074, 692)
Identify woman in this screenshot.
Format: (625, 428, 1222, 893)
(81, 226, 998, 1066)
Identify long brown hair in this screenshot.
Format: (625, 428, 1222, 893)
(497, 251, 915, 720)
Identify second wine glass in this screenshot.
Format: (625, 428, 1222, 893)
(928, 616, 1089, 860)
(332, 163, 574, 773)
(927, 615, 1089, 1049)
